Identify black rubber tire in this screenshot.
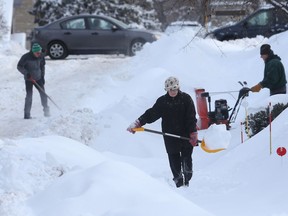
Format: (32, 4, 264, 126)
(48, 41, 68, 60)
(128, 39, 145, 56)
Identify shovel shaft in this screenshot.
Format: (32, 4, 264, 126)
(32, 80, 61, 110)
(132, 127, 225, 153)
(144, 128, 190, 140)
(133, 127, 201, 143)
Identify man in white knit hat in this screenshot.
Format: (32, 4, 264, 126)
(127, 76, 198, 188)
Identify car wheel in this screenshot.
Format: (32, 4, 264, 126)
(129, 39, 145, 56)
(48, 41, 68, 59)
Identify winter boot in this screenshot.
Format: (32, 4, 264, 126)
(24, 113, 31, 119)
(43, 107, 50, 117)
(183, 160, 193, 187)
(183, 171, 193, 187)
(173, 176, 184, 188)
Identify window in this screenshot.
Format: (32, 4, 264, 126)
(61, 18, 86, 30)
(88, 17, 114, 30)
(247, 11, 273, 26)
(276, 10, 288, 25)
(99, 19, 114, 30)
(89, 18, 101, 29)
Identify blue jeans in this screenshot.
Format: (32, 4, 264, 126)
(24, 79, 48, 115)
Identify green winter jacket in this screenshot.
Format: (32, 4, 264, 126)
(260, 54, 287, 90)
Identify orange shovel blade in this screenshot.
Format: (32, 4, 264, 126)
(200, 139, 226, 153)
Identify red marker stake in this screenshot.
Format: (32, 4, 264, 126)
(277, 147, 286, 166)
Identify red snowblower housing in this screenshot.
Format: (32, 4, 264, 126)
(195, 88, 229, 130)
(195, 87, 250, 130)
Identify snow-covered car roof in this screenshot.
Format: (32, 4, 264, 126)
(165, 21, 205, 37)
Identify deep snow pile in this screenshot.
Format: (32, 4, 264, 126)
(0, 28, 288, 216)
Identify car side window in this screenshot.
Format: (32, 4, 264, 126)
(88, 18, 101, 29)
(247, 11, 273, 26)
(87, 17, 114, 30)
(61, 18, 86, 30)
(98, 19, 114, 30)
(275, 10, 288, 25)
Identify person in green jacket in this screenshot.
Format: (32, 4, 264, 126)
(251, 44, 287, 96)
(17, 43, 50, 119)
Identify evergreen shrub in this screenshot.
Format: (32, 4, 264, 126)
(247, 102, 288, 137)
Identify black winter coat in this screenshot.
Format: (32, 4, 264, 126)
(17, 51, 46, 81)
(138, 90, 197, 154)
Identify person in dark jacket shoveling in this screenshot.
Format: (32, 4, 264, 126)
(17, 43, 50, 119)
(127, 76, 198, 188)
(251, 44, 287, 96)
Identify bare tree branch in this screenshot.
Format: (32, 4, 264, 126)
(266, 0, 288, 14)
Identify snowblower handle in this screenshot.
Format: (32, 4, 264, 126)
(238, 87, 250, 99)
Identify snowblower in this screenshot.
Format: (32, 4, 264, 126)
(195, 85, 250, 130)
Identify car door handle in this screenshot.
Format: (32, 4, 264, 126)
(91, 32, 99, 35)
(64, 32, 71, 35)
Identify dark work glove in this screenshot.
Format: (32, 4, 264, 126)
(238, 87, 250, 98)
(189, 132, 198, 146)
(26, 73, 35, 83)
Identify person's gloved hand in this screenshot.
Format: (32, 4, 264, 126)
(239, 87, 250, 97)
(189, 132, 198, 146)
(127, 119, 141, 134)
(27, 73, 35, 83)
(250, 83, 262, 92)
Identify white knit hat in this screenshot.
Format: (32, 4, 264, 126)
(164, 76, 180, 91)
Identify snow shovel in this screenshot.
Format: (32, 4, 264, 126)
(31, 79, 61, 111)
(132, 127, 225, 153)
(200, 140, 225, 153)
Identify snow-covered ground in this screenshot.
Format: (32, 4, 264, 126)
(1, 28, 288, 216)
